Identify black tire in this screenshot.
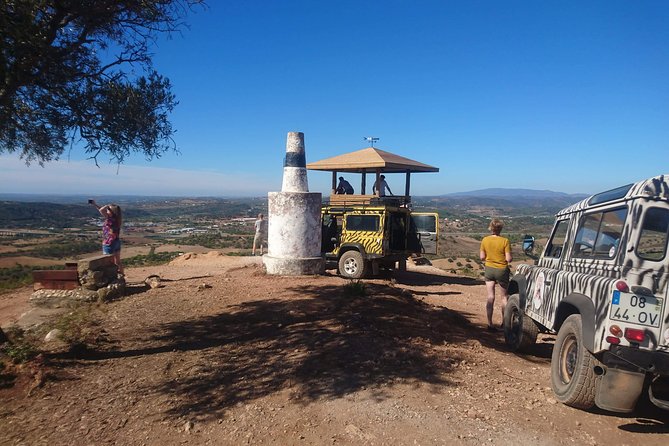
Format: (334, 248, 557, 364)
(339, 251, 367, 279)
(550, 314, 598, 409)
(503, 294, 539, 352)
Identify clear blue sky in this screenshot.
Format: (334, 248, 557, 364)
(1, 0, 668, 197)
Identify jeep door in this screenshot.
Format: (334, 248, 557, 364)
(525, 218, 571, 328)
(618, 204, 669, 354)
(410, 213, 439, 255)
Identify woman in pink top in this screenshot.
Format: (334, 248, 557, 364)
(89, 199, 123, 275)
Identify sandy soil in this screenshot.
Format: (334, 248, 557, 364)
(1, 253, 668, 445)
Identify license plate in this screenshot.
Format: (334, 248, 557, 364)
(610, 290, 664, 328)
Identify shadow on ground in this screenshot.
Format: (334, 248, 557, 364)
(50, 281, 480, 421)
(394, 269, 481, 287)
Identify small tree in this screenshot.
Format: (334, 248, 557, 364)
(0, 1, 203, 165)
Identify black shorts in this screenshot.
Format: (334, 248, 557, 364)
(484, 266, 510, 289)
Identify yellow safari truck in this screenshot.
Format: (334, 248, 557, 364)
(321, 202, 438, 279)
(307, 146, 440, 279)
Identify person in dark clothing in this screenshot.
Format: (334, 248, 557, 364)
(336, 176, 354, 194)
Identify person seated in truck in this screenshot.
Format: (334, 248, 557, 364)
(336, 177, 354, 194)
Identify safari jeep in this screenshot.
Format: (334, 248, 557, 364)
(505, 174, 669, 413)
(321, 202, 438, 279)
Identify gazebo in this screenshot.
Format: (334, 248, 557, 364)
(307, 147, 439, 205)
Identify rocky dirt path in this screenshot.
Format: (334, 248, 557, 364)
(1, 254, 668, 445)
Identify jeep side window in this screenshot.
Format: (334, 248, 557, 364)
(637, 207, 669, 261)
(545, 219, 569, 258)
(573, 207, 627, 259)
(593, 208, 626, 258)
(346, 215, 380, 232)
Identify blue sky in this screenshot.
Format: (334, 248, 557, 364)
(2, 0, 668, 197)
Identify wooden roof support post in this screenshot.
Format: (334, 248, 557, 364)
(375, 169, 382, 196)
(331, 171, 337, 195)
(361, 169, 367, 195)
(405, 170, 411, 198)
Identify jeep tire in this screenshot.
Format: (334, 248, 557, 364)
(551, 314, 598, 409)
(503, 294, 539, 352)
(339, 251, 367, 279)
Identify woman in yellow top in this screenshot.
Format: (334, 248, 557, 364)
(479, 218, 512, 331)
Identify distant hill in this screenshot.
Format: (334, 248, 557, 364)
(444, 188, 587, 200)
(414, 188, 589, 217)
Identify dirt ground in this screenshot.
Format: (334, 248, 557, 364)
(1, 253, 668, 445)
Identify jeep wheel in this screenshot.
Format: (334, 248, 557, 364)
(503, 294, 538, 352)
(550, 314, 598, 409)
(339, 251, 367, 279)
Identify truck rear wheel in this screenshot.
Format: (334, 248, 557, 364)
(503, 294, 538, 352)
(339, 251, 367, 279)
(551, 314, 598, 409)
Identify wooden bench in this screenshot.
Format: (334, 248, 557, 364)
(33, 269, 79, 290)
(328, 194, 410, 207)
(329, 194, 377, 205)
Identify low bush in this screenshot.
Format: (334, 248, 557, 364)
(52, 304, 103, 348)
(124, 251, 180, 267)
(343, 280, 367, 297)
(1, 326, 38, 364)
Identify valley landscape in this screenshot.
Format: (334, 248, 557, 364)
(2, 191, 668, 445)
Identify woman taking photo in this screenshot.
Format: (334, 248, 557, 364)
(89, 199, 123, 275)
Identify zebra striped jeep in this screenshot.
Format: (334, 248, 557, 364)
(505, 174, 669, 413)
(320, 204, 438, 279)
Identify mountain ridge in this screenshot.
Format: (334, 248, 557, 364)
(439, 188, 588, 199)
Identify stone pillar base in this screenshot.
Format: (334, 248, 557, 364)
(263, 255, 324, 276)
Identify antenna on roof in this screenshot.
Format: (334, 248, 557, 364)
(363, 136, 379, 147)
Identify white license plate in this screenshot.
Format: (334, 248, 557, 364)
(610, 290, 664, 328)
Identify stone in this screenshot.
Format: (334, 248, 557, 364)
(77, 255, 115, 275)
(97, 287, 111, 302)
(145, 275, 162, 289)
(98, 280, 126, 302)
(44, 329, 63, 342)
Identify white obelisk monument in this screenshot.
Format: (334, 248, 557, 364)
(263, 132, 324, 275)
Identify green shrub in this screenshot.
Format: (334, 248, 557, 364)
(124, 251, 180, 267)
(53, 305, 101, 347)
(1, 326, 38, 364)
(461, 267, 478, 278)
(28, 239, 99, 258)
(343, 280, 366, 297)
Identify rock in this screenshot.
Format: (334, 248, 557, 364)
(44, 329, 62, 342)
(97, 287, 111, 301)
(77, 255, 115, 275)
(184, 420, 194, 432)
(145, 275, 162, 289)
(30, 289, 71, 308)
(78, 255, 118, 290)
(197, 283, 212, 291)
